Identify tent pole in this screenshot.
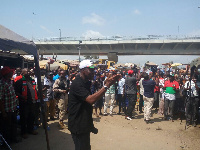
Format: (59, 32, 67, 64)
(34, 56, 50, 150)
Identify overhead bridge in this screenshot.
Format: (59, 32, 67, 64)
(13, 36, 200, 62)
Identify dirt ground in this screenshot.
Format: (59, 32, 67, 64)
(8, 106, 200, 150)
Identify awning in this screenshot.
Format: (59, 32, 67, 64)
(0, 24, 50, 150)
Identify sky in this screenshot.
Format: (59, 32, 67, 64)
(1, 0, 200, 66)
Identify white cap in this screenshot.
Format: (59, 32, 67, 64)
(79, 60, 94, 69)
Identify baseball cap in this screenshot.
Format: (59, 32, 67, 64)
(128, 70, 134, 75)
(79, 60, 95, 69)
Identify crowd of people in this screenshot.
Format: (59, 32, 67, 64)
(0, 60, 200, 149)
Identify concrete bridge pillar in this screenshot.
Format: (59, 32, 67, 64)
(108, 52, 118, 63)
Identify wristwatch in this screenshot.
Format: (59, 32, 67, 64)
(104, 85, 108, 90)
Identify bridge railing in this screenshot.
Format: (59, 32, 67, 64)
(33, 35, 200, 42)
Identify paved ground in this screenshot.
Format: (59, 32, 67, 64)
(6, 106, 200, 150)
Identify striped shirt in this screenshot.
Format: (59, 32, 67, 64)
(0, 78, 18, 112)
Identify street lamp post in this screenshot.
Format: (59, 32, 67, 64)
(78, 40, 82, 62)
(59, 29, 61, 41)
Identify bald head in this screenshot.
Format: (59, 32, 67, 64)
(22, 68, 28, 74)
(21, 68, 30, 78)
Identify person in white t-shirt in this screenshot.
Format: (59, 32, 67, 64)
(117, 72, 125, 115)
(43, 72, 55, 121)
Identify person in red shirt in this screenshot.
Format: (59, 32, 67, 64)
(0, 67, 19, 144)
(163, 74, 179, 121)
(14, 75, 22, 82)
(14, 68, 38, 139)
(14, 68, 22, 83)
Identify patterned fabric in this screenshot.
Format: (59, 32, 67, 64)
(104, 93, 115, 114)
(44, 78, 54, 100)
(136, 85, 140, 106)
(105, 84, 115, 94)
(184, 80, 199, 97)
(0, 78, 18, 112)
(143, 96, 154, 120)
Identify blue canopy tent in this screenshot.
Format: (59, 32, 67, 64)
(0, 24, 50, 150)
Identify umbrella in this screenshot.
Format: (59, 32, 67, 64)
(145, 62, 158, 66)
(40, 60, 68, 70)
(125, 63, 135, 67)
(53, 62, 68, 70)
(171, 63, 182, 67)
(39, 60, 49, 69)
(162, 63, 171, 66)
